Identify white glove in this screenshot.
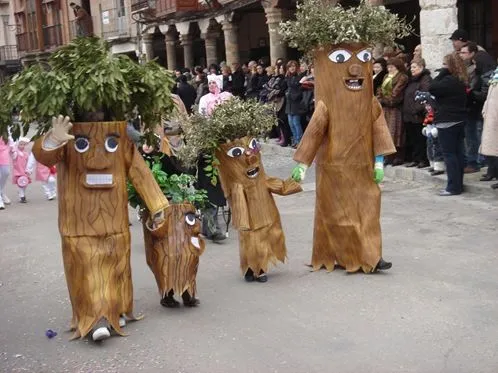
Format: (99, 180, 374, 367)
(430, 126, 438, 138)
(47, 115, 74, 146)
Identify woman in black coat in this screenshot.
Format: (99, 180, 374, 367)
(402, 58, 432, 168)
(373, 58, 387, 95)
(285, 60, 305, 147)
(429, 53, 469, 196)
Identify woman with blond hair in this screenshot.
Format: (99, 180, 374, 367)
(429, 53, 469, 196)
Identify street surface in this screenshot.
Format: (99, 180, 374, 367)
(1, 150, 497, 373)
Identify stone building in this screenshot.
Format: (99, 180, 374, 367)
(0, 0, 21, 82)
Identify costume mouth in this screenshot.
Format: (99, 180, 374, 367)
(85, 174, 114, 188)
(343, 78, 364, 91)
(246, 167, 260, 178)
(191, 237, 201, 249)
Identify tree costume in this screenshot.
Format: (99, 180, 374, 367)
(281, 0, 412, 273)
(177, 98, 302, 282)
(1, 37, 176, 341)
(33, 117, 168, 340)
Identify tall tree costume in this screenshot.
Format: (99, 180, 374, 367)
(178, 98, 302, 282)
(33, 116, 168, 340)
(282, 0, 412, 273)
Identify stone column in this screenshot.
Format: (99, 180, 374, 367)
(369, 0, 384, 5)
(180, 34, 194, 69)
(142, 33, 154, 62)
(264, 7, 287, 66)
(419, 0, 458, 73)
(221, 21, 240, 66)
(202, 32, 219, 67)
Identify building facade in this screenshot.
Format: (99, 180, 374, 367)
(0, 0, 21, 83)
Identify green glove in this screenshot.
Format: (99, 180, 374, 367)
(374, 161, 384, 184)
(291, 163, 308, 182)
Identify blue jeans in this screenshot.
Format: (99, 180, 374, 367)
(464, 118, 482, 168)
(287, 114, 303, 145)
(438, 123, 465, 195)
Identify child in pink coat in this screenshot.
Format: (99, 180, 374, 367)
(10, 137, 32, 203)
(27, 153, 57, 200)
(0, 134, 14, 209)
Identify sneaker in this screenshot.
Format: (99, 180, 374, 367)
(48, 193, 56, 201)
(119, 316, 127, 328)
(19, 197, 27, 203)
(92, 327, 111, 341)
(2, 195, 11, 205)
(0, 200, 4, 210)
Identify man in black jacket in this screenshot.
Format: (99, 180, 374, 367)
(176, 75, 197, 114)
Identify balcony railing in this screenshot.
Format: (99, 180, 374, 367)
(0, 45, 20, 61)
(16, 31, 38, 52)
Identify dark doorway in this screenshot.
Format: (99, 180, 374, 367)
(81, 0, 91, 15)
(457, 0, 495, 58)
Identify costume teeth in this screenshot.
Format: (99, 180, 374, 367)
(86, 174, 113, 185)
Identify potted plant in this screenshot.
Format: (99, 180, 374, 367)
(177, 97, 302, 283)
(0, 37, 176, 342)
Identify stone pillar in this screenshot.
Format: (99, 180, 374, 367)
(221, 21, 240, 66)
(369, 0, 384, 5)
(142, 33, 154, 62)
(419, 0, 458, 73)
(202, 32, 219, 67)
(264, 7, 287, 66)
(180, 34, 194, 69)
(165, 33, 177, 71)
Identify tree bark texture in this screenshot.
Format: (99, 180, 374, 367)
(294, 44, 396, 273)
(32, 121, 169, 339)
(215, 137, 302, 275)
(142, 204, 206, 299)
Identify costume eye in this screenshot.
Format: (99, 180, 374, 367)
(185, 213, 196, 226)
(357, 49, 372, 63)
(105, 136, 119, 153)
(328, 49, 352, 63)
(227, 147, 245, 157)
(74, 137, 89, 153)
(248, 138, 259, 150)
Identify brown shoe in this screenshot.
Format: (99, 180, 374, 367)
(464, 166, 479, 174)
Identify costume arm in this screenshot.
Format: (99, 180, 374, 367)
(127, 143, 169, 216)
(293, 100, 329, 166)
(31, 135, 66, 167)
(230, 183, 251, 231)
(266, 177, 303, 196)
(372, 97, 396, 156)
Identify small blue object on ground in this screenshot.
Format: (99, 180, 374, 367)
(45, 329, 57, 339)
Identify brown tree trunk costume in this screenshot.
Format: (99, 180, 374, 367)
(294, 44, 396, 273)
(215, 137, 302, 276)
(32, 121, 168, 339)
(142, 204, 206, 301)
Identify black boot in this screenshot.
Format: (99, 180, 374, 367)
(182, 291, 200, 307)
(160, 290, 180, 308)
(374, 258, 392, 271)
(256, 270, 267, 283)
(492, 183, 498, 190)
(244, 268, 255, 282)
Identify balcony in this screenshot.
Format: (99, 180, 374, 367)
(16, 31, 38, 52)
(153, 0, 200, 17)
(100, 8, 131, 40)
(0, 46, 19, 61)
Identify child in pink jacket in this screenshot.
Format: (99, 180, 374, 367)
(10, 137, 32, 203)
(0, 134, 14, 209)
(27, 153, 57, 200)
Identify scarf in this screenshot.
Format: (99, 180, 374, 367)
(381, 73, 397, 97)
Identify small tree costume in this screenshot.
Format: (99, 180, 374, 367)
(178, 98, 302, 282)
(281, 0, 412, 273)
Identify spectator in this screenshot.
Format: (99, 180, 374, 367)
(70, 2, 93, 37)
(377, 57, 409, 166)
(373, 58, 387, 95)
(193, 71, 209, 106)
(221, 65, 233, 93)
(413, 44, 422, 60)
(429, 53, 468, 196)
(176, 74, 197, 114)
(230, 63, 245, 98)
(450, 29, 485, 52)
(246, 64, 268, 100)
(285, 60, 305, 148)
(403, 58, 432, 168)
(480, 66, 498, 189)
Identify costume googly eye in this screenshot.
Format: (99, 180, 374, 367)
(227, 147, 245, 157)
(357, 49, 372, 63)
(74, 137, 89, 153)
(185, 213, 196, 226)
(328, 49, 352, 63)
(105, 136, 119, 153)
(248, 138, 259, 150)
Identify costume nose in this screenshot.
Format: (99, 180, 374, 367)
(348, 64, 362, 77)
(245, 151, 257, 165)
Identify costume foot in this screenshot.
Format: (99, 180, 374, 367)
(160, 295, 180, 308)
(92, 327, 110, 341)
(244, 268, 255, 282)
(375, 258, 392, 271)
(182, 292, 200, 307)
(256, 273, 268, 283)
